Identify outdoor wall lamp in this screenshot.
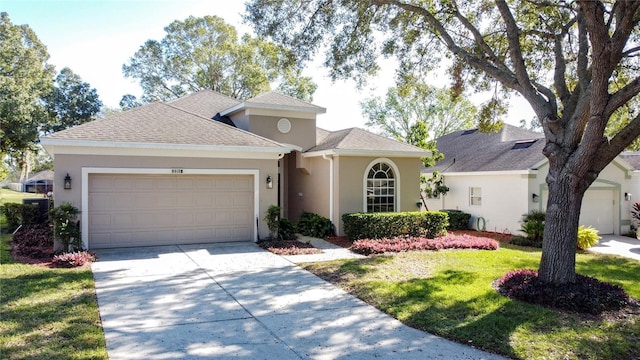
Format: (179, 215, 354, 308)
(266, 175, 273, 189)
(63, 173, 72, 190)
(416, 200, 423, 210)
(532, 193, 539, 203)
(625, 192, 632, 201)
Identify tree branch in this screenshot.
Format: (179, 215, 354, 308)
(593, 111, 640, 172)
(604, 76, 640, 118)
(495, 0, 539, 100)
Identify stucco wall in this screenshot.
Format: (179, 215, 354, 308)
(248, 115, 317, 151)
(52, 154, 279, 239)
(424, 158, 634, 235)
(286, 153, 330, 223)
(334, 156, 422, 235)
(432, 173, 531, 234)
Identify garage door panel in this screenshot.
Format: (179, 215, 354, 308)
(89, 174, 254, 249)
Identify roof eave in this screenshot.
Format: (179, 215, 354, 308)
(303, 149, 430, 158)
(220, 102, 327, 116)
(40, 138, 292, 154)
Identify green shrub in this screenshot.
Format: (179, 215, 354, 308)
(520, 210, 545, 246)
(577, 225, 600, 250)
(509, 235, 542, 248)
(278, 218, 297, 240)
(49, 203, 81, 252)
(1, 203, 40, 229)
(296, 212, 334, 238)
(342, 211, 448, 240)
(442, 210, 471, 230)
(264, 205, 281, 239)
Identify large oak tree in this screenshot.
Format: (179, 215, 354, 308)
(246, 0, 640, 285)
(0, 12, 54, 181)
(123, 15, 317, 103)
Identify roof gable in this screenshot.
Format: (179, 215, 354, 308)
(42, 101, 286, 149)
(306, 127, 429, 157)
(222, 91, 326, 115)
(426, 124, 546, 172)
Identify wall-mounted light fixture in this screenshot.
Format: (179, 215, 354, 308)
(63, 173, 72, 190)
(532, 193, 539, 203)
(625, 192, 632, 201)
(266, 175, 273, 189)
(416, 200, 423, 210)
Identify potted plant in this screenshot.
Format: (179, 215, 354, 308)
(632, 202, 640, 240)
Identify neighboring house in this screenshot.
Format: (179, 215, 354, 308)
(41, 90, 427, 249)
(8, 170, 54, 193)
(423, 125, 638, 235)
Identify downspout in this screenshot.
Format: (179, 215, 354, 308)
(322, 154, 334, 225)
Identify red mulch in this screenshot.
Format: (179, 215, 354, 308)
(324, 236, 353, 248)
(451, 230, 512, 242)
(258, 239, 323, 255)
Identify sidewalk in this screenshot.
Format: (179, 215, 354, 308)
(588, 235, 640, 261)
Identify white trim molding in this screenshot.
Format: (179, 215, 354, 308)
(81, 167, 260, 249)
(362, 158, 401, 212)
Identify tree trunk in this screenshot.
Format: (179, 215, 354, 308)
(538, 165, 586, 284)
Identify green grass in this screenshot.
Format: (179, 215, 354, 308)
(0, 234, 107, 359)
(303, 244, 640, 360)
(0, 188, 40, 206)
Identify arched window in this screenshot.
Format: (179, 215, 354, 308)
(365, 162, 396, 212)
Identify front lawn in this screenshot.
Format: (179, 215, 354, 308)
(0, 233, 107, 360)
(302, 243, 640, 360)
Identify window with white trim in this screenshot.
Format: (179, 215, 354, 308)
(470, 187, 482, 206)
(366, 162, 395, 212)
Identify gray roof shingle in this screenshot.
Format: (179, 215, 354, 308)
(43, 101, 286, 148)
(167, 89, 241, 119)
(425, 124, 546, 172)
(621, 152, 640, 170)
(308, 127, 428, 155)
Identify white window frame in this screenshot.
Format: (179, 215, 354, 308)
(470, 186, 482, 206)
(362, 158, 401, 212)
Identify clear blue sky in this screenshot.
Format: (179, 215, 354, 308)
(2, 0, 533, 131)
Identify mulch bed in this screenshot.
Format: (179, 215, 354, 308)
(258, 239, 323, 255)
(324, 236, 353, 248)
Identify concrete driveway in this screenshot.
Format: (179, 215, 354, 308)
(92, 242, 504, 359)
(588, 234, 640, 261)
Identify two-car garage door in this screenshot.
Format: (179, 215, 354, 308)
(88, 174, 253, 249)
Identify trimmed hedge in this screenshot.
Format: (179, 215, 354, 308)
(342, 211, 448, 240)
(1, 203, 40, 229)
(442, 210, 471, 230)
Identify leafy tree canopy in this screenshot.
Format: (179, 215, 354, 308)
(0, 12, 54, 158)
(246, 0, 640, 285)
(43, 67, 102, 133)
(361, 82, 476, 166)
(122, 15, 317, 103)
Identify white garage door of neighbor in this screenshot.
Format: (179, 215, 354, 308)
(88, 174, 253, 249)
(579, 189, 614, 235)
(542, 189, 615, 234)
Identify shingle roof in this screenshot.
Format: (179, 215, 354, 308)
(167, 89, 240, 119)
(307, 127, 428, 156)
(620, 152, 640, 170)
(43, 102, 286, 148)
(425, 124, 546, 172)
(222, 91, 326, 115)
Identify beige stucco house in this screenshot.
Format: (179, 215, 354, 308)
(423, 125, 639, 235)
(41, 90, 428, 249)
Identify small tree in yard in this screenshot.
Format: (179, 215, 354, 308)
(49, 203, 80, 252)
(264, 205, 281, 240)
(247, 1, 640, 286)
